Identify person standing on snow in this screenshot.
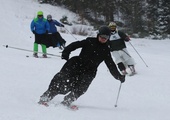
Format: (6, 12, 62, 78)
(46, 14, 66, 50)
(30, 11, 50, 58)
(108, 22, 136, 75)
(38, 26, 125, 108)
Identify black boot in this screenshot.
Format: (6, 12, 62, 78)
(61, 92, 77, 106)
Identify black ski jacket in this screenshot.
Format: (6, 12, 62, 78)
(62, 37, 123, 80)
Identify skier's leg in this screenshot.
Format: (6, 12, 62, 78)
(33, 34, 39, 52)
(39, 57, 80, 103)
(117, 62, 127, 75)
(33, 43, 38, 53)
(41, 44, 47, 58)
(121, 48, 136, 73)
(33, 43, 39, 57)
(33, 43, 38, 56)
(33, 34, 42, 57)
(39, 72, 71, 103)
(56, 32, 66, 48)
(111, 51, 127, 75)
(128, 65, 136, 74)
(61, 71, 96, 106)
(50, 33, 58, 48)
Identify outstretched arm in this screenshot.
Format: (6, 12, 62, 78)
(104, 53, 125, 83)
(54, 20, 64, 27)
(118, 31, 130, 42)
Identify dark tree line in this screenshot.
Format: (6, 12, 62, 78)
(42, 0, 170, 38)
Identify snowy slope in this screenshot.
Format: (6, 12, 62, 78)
(0, 0, 170, 120)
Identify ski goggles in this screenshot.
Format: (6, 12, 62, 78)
(47, 17, 52, 20)
(38, 15, 43, 17)
(110, 26, 116, 31)
(99, 35, 110, 40)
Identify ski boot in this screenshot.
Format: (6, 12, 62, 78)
(38, 100, 49, 107)
(42, 54, 47, 58)
(121, 70, 128, 75)
(62, 43, 65, 49)
(128, 65, 136, 75)
(61, 100, 78, 110)
(59, 46, 63, 50)
(33, 53, 38, 58)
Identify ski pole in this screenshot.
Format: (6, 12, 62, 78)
(114, 82, 122, 107)
(129, 41, 148, 67)
(64, 27, 77, 40)
(3, 45, 61, 57)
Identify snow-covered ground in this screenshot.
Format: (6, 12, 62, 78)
(0, 0, 170, 120)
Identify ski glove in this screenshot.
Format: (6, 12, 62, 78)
(117, 74, 125, 83)
(46, 30, 48, 34)
(32, 30, 36, 34)
(61, 24, 64, 27)
(61, 52, 69, 60)
(124, 36, 130, 42)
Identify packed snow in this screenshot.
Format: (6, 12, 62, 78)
(0, 0, 170, 120)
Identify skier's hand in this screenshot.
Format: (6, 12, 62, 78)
(46, 30, 48, 34)
(117, 74, 125, 83)
(61, 24, 64, 27)
(61, 52, 69, 60)
(125, 36, 130, 42)
(32, 30, 36, 34)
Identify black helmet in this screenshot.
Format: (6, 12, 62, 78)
(98, 26, 111, 36)
(47, 14, 52, 20)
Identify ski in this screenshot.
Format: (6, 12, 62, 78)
(57, 103, 79, 111)
(26, 55, 51, 58)
(67, 105, 79, 111)
(38, 101, 49, 107)
(38, 101, 79, 110)
(128, 72, 137, 76)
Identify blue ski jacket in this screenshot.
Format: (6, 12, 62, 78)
(48, 19, 63, 33)
(30, 17, 50, 34)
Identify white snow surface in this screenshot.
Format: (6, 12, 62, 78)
(0, 0, 170, 120)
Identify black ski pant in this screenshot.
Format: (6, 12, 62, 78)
(46, 32, 66, 48)
(34, 33, 48, 45)
(55, 32, 66, 46)
(117, 62, 126, 71)
(40, 57, 96, 103)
